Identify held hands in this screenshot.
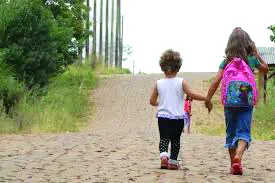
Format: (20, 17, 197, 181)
(205, 100, 213, 113)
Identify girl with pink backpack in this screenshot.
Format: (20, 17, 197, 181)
(205, 27, 269, 175)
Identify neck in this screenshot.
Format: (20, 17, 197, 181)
(164, 72, 177, 78)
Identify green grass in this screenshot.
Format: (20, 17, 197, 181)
(0, 59, 132, 134)
(95, 64, 131, 75)
(0, 63, 98, 133)
(0, 102, 18, 133)
(253, 81, 275, 140)
(196, 124, 225, 136)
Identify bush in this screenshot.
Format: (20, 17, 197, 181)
(0, 0, 73, 87)
(0, 61, 24, 115)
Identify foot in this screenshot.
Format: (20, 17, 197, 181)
(160, 156, 169, 169)
(168, 159, 179, 170)
(230, 156, 243, 175)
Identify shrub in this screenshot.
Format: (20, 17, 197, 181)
(0, 0, 73, 87)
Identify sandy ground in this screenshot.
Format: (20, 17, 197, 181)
(0, 73, 274, 183)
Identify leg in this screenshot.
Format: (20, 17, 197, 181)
(169, 119, 184, 161)
(158, 118, 170, 169)
(170, 138, 181, 160)
(187, 118, 191, 133)
(235, 140, 247, 160)
(234, 107, 253, 160)
(158, 118, 170, 155)
(159, 137, 170, 169)
(231, 107, 253, 175)
(168, 119, 184, 170)
(159, 138, 169, 154)
(228, 148, 236, 165)
(224, 108, 237, 155)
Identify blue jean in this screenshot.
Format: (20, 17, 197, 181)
(224, 107, 253, 149)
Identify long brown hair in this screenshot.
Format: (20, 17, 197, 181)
(225, 27, 255, 65)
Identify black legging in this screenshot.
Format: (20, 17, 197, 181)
(158, 117, 184, 160)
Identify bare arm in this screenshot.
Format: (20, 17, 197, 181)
(206, 69, 223, 101)
(150, 83, 159, 106)
(182, 80, 207, 101)
(257, 58, 269, 74)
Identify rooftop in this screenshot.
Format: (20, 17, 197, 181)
(257, 47, 275, 65)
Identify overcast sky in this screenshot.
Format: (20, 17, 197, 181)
(121, 0, 275, 73)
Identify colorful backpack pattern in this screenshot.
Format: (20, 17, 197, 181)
(221, 57, 258, 107)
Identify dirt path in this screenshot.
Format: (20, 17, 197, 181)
(0, 73, 274, 183)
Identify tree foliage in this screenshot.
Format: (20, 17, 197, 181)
(268, 24, 275, 42)
(43, 0, 90, 60)
(0, 0, 90, 114)
(0, 0, 89, 88)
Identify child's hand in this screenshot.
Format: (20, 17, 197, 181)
(205, 101, 213, 113)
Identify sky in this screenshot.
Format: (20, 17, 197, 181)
(120, 0, 275, 73)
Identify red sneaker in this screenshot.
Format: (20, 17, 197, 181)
(161, 156, 168, 169)
(230, 157, 243, 175)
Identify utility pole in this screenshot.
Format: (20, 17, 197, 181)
(85, 0, 90, 59)
(115, 0, 120, 67)
(119, 15, 124, 68)
(105, 0, 109, 67)
(110, 0, 115, 67)
(91, 0, 97, 68)
(99, 0, 103, 59)
(132, 60, 135, 75)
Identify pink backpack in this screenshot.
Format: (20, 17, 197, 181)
(221, 57, 258, 107)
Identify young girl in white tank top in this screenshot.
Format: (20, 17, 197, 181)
(150, 49, 212, 170)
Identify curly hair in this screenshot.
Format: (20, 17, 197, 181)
(225, 27, 255, 64)
(159, 49, 182, 73)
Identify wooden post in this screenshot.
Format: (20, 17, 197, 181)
(264, 74, 267, 104)
(105, 0, 109, 67)
(92, 0, 97, 69)
(115, 0, 121, 67)
(257, 72, 263, 101)
(85, 0, 90, 59)
(99, 0, 103, 59)
(110, 0, 115, 67)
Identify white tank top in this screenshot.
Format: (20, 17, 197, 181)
(156, 77, 186, 119)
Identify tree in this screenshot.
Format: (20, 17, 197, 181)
(110, 0, 115, 67)
(99, 0, 103, 59)
(0, 0, 71, 87)
(85, 0, 90, 59)
(43, 0, 90, 64)
(92, 0, 97, 68)
(122, 44, 133, 62)
(119, 15, 123, 68)
(105, 0, 109, 66)
(115, 0, 121, 67)
(268, 25, 275, 42)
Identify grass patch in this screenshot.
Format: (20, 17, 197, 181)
(253, 81, 275, 140)
(95, 64, 131, 75)
(0, 63, 98, 133)
(0, 103, 18, 133)
(196, 124, 225, 136)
